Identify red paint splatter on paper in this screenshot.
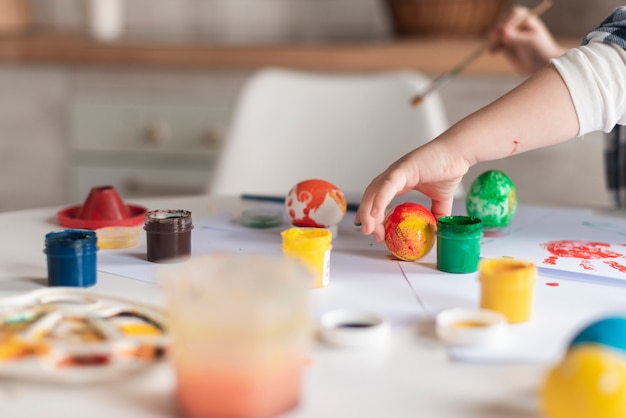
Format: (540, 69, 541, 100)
(541, 240, 626, 273)
(605, 261, 626, 273)
(545, 282, 559, 287)
(544, 256, 557, 265)
(581, 260, 594, 270)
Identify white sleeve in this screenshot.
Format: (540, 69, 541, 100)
(550, 42, 626, 135)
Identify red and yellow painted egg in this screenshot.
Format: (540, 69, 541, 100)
(285, 179, 347, 228)
(383, 202, 437, 261)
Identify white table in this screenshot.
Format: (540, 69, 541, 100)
(1, 193, 616, 418)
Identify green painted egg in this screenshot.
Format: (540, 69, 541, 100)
(465, 170, 517, 228)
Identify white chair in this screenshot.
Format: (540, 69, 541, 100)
(209, 68, 457, 199)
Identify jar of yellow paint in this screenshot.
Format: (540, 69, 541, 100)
(281, 228, 332, 288)
(478, 258, 536, 323)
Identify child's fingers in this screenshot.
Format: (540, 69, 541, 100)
(430, 198, 454, 220)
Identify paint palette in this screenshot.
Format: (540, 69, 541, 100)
(0, 288, 167, 384)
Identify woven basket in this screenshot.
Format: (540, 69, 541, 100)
(386, 0, 508, 38)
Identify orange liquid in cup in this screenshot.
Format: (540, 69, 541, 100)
(160, 254, 311, 418)
(175, 355, 302, 418)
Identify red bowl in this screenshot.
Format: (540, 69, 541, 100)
(57, 204, 147, 230)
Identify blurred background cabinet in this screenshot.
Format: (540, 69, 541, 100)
(0, 63, 607, 211)
(69, 69, 247, 200)
(0, 66, 68, 211)
(0, 0, 614, 211)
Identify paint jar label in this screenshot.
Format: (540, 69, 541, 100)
(321, 249, 331, 287)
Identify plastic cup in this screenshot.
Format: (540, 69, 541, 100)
(478, 258, 537, 323)
(437, 216, 482, 273)
(160, 253, 311, 418)
(281, 228, 332, 288)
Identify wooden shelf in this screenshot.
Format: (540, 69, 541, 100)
(0, 31, 580, 75)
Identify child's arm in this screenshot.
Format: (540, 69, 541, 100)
(356, 7, 626, 241)
(356, 64, 578, 241)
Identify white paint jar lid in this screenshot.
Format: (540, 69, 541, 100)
(319, 309, 390, 348)
(436, 308, 508, 347)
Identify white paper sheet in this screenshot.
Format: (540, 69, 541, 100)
(400, 204, 626, 364)
(400, 260, 626, 363)
(96, 202, 426, 326)
(481, 209, 626, 284)
(95, 200, 626, 364)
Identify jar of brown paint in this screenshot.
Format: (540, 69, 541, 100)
(144, 209, 193, 263)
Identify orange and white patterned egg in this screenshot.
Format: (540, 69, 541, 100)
(285, 179, 347, 228)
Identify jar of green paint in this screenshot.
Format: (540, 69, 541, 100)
(437, 216, 483, 274)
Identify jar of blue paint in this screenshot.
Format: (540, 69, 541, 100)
(44, 229, 98, 287)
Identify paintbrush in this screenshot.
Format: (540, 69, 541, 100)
(410, 0, 553, 107)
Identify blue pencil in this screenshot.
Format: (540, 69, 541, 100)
(241, 194, 360, 212)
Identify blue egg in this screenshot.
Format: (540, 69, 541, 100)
(569, 316, 626, 354)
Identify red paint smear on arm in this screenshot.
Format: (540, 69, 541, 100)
(509, 140, 520, 156)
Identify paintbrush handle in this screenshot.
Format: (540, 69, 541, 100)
(410, 43, 489, 106)
(411, 0, 553, 107)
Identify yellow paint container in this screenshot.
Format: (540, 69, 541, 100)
(281, 228, 332, 288)
(478, 258, 536, 323)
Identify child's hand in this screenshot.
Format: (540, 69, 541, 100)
(490, 6, 565, 74)
(355, 143, 468, 242)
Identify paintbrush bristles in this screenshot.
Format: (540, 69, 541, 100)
(410, 96, 423, 107)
